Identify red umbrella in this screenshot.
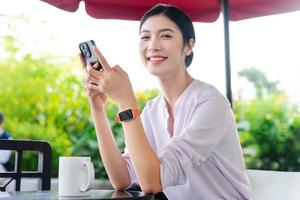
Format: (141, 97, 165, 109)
(41, 0, 300, 22)
(41, 0, 300, 104)
(41, 0, 221, 22)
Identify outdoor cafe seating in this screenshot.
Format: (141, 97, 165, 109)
(0, 139, 51, 192)
(0, 139, 155, 199)
(1, 139, 300, 200)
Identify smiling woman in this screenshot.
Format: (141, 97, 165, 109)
(1, 1, 300, 196)
(79, 4, 253, 200)
(138, 14, 194, 78)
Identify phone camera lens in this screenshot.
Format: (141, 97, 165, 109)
(80, 43, 92, 58)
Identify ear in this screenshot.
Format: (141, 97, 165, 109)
(184, 38, 195, 56)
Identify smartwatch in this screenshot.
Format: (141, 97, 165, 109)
(115, 108, 140, 123)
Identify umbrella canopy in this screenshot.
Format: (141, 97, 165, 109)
(42, 0, 300, 22)
(42, 0, 221, 22)
(41, 0, 300, 104)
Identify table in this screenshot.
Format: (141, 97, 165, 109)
(2, 190, 154, 200)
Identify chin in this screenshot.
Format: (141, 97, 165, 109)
(146, 66, 169, 78)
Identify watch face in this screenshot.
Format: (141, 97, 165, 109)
(119, 109, 133, 121)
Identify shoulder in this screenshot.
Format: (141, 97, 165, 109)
(142, 93, 163, 113)
(189, 80, 230, 108)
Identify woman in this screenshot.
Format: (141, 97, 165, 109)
(80, 4, 253, 200)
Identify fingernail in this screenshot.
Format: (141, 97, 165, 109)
(93, 63, 99, 69)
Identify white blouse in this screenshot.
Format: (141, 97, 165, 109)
(123, 80, 253, 200)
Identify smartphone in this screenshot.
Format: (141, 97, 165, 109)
(79, 40, 102, 71)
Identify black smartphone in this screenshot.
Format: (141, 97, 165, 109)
(79, 40, 102, 71)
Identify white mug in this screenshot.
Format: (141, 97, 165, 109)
(58, 157, 95, 197)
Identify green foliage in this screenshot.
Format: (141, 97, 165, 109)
(0, 35, 159, 178)
(0, 51, 80, 175)
(236, 69, 300, 171)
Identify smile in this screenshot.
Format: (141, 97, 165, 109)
(147, 56, 168, 64)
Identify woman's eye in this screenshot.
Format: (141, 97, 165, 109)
(140, 36, 150, 40)
(161, 35, 172, 39)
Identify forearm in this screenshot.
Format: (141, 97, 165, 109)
(119, 100, 162, 193)
(91, 108, 131, 190)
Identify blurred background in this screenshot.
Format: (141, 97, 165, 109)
(1, 0, 300, 179)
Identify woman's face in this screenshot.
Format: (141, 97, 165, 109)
(139, 14, 190, 77)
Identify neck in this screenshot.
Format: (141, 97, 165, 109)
(158, 70, 193, 109)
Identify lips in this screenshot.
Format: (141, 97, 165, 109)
(147, 56, 168, 64)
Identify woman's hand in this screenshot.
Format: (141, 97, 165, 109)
(88, 46, 136, 109)
(79, 53, 107, 112)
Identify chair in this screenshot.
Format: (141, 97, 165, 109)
(247, 169, 300, 200)
(0, 139, 52, 191)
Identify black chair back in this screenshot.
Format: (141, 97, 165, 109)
(0, 139, 52, 191)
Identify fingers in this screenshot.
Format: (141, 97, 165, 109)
(92, 63, 101, 71)
(85, 81, 104, 93)
(112, 65, 120, 71)
(93, 46, 111, 72)
(78, 53, 86, 70)
(86, 74, 100, 85)
(112, 65, 128, 77)
(86, 63, 104, 79)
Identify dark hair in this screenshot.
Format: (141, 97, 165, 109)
(0, 113, 4, 125)
(139, 4, 195, 67)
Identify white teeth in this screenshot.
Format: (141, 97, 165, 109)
(149, 57, 165, 62)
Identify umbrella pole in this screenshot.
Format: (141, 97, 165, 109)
(221, 0, 233, 106)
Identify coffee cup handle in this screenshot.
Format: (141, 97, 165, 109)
(80, 161, 95, 192)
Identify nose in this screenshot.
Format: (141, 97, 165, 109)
(147, 37, 161, 52)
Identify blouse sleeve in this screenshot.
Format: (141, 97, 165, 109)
(159, 95, 232, 188)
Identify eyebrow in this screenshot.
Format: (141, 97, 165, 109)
(141, 28, 175, 34)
